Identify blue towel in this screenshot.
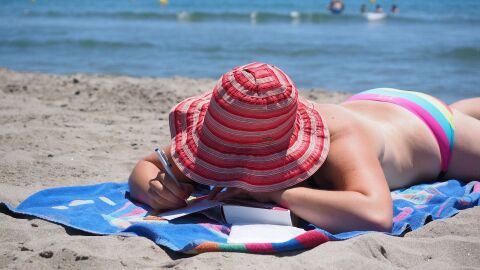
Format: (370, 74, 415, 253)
(3, 180, 479, 253)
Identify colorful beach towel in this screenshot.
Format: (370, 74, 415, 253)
(2, 180, 479, 254)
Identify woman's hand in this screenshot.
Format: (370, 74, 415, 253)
(146, 171, 194, 210)
(128, 148, 194, 211)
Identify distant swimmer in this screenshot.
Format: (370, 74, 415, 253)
(391, 4, 400, 14)
(360, 4, 368, 14)
(375, 4, 384, 13)
(328, 0, 345, 15)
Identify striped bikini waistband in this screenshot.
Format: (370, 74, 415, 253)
(346, 88, 455, 175)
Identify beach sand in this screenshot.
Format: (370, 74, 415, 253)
(0, 69, 478, 269)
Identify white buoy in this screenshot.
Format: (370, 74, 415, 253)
(250, 12, 258, 24)
(290, 11, 300, 19)
(364, 12, 387, 21)
(177, 11, 190, 21)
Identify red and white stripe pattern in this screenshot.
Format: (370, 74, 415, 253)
(169, 62, 330, 192)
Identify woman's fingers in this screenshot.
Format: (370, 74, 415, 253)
(147, 187, 181, 210)
(180, 182, 195, 198)
(161, 173, 190, 199)
(149, 178, 186, 209)
(149, 180, 182, 207)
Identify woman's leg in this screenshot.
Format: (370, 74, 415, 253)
(450, 98, 480, 120)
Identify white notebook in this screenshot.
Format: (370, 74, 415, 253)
(157, 198, 294, 226)
(227, 224, 305, 243)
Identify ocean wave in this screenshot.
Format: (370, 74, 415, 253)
(0, 39, 155, 49)
(244, 47, 330, 57)
(21, 10, 369, 23)
(388, 14, 480, 24)
(21, 10, 480, 24)
(23, 10, 175, 20)
(445, 47, 480, 61)
(191, 45, 363, 57)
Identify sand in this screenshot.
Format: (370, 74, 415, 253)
(0, 68, 479, 269)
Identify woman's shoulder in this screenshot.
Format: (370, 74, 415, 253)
(312, 103, 372, 137)
(311, 103, 389, 192)
(313, 102, 387, 164)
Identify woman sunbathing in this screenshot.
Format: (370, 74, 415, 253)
(128, 62, 480, 233)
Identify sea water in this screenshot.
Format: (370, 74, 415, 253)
(1, 0, 479, 102)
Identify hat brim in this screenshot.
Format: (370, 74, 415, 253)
(169, 93, 330, 192)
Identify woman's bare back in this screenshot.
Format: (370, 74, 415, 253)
(314, 98, 480, 190)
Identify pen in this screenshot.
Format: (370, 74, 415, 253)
(154, 147, 181, 187)
(154, 148, 204, 206)
(154, 147, 194, 206)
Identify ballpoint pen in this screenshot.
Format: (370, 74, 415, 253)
(154, 147, 188, 204)
(154, 147, 181, 186)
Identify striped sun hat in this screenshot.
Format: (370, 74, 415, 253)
(169, 62, 330, 192)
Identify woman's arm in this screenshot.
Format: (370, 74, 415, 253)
(128, 145, 194, 210)
(270, 186, 392, 233)
(285, 124, 393, 232)
(216, 183, 392, 233)
(215, 121, 393, 233)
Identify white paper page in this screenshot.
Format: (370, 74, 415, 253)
(228, 224, 306, 244)
(157, 199, 224, 220)
(223, 205, 293, 226)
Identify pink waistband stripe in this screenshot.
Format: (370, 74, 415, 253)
(347, 90, 455, 173)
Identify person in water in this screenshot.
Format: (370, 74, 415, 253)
(391, 4, 400, 14)
(128, 63, 480, 233)
(328, 0, 345, 14)
(360, 4, 368, 14)
(375, 4, 384, 13)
